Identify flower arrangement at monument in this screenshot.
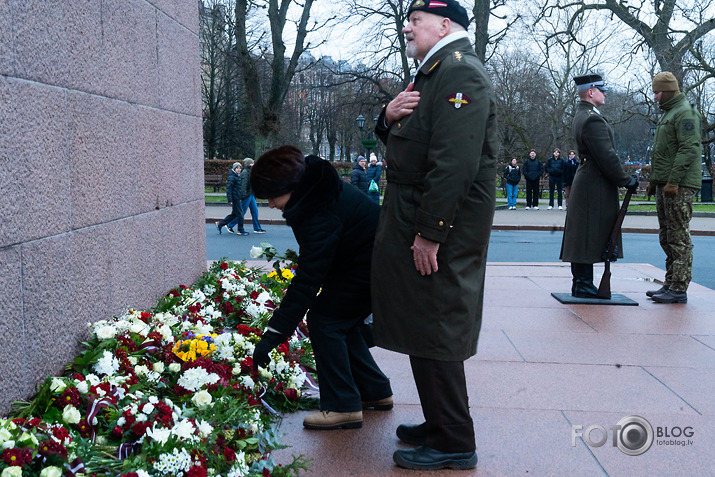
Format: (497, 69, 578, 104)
(3, 252, 315, 477)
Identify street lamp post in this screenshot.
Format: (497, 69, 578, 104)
(355, 113, 378, 158)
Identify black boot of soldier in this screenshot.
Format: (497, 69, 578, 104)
(571, 263, 598, 298)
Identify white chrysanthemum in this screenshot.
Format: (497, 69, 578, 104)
(171, 419, 197, 442)
(157, 324, 174, 342)
(244, 302, 262, 318)
(93, 350, 119, 376)
(256, 290, 273, 305)
(134, 365, 150, 376)
(191, 289, 207, 303)
(146, 424, 171, 446)
(153, 447, 193, 475)
(241, 375, 255, 388)
(177, 367, 220, 392)
(193, 321, 214, 335)
(226, 450, 249, 477)
(197, 419, 214, 438)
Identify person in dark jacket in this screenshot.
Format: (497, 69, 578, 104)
(546, 148, 566, 209)
(250, 146, 392, 431)
(522, 150, 544, 209)
(503, 157, 521, 209)
(563, 150, 579, 208)
(216, 162, 248, 236)
(351, 156, 369, 193)
(229, 158, 266, 233)
(560, 74, 637, 298)
(366, 154, 382, 204)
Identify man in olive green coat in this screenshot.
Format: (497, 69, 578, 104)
(560, 74, 637, 298)
(645, 72, 702, 304)
(371, 0, 497, 471)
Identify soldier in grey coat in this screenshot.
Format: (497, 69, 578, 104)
(560, 74, 637, 297)
(371, 0, 497, 470)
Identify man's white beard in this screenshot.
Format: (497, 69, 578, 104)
(405, 42, 417, 59)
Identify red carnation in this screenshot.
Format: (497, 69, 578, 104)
(132, 421, 149, 437)
(235, 325, 255, 336)
(168, 289, 180, 297)
(51, 425, 71, 443)
(284, 388, 298, 402)
(186, 465, 208, 477)
(222, 446, 236, 462)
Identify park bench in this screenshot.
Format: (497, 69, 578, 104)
(205, 174, 223, 192)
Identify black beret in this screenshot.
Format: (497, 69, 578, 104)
(407, 0, 470, 31)
(251, 146, 306, 199)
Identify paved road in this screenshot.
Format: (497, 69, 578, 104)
(206, 225, 715, 291)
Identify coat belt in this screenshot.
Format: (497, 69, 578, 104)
(387, 169, 426, 185)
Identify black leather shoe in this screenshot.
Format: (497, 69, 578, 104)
(646, 285, 669, 298)
(393, 446, 477, 470)
(652, 289, 687, 303)
(396, 423, 426, 445)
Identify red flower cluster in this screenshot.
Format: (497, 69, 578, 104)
(1, 447, 32, 467)
(38, 439, 68, 458)
(57, 386, 81, 408)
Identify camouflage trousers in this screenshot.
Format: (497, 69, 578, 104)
(656, 185, 695, 292)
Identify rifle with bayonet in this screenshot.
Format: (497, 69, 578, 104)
(597, 188, 634, 299)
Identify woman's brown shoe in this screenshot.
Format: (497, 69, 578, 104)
(303, 411, 363, 430)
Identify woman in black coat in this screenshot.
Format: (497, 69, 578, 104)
(250, 146, 392, 431)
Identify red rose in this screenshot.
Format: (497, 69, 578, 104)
(284, 388, 298, 401)
(220, 262, 229, 270)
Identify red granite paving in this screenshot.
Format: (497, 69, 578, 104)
(270, 263, 715, 477)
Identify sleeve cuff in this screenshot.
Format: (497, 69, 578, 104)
(415, 208, 451, 243)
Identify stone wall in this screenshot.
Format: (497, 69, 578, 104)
(0, 0, 206, 414)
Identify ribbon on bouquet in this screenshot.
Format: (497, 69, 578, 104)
(63, 456, 85, 477)
(85, 386, 120, 441)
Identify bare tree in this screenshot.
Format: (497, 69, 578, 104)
(233, 0, 332, 154)
(536, 0, 715, 84)
(473, 0, 520, 62)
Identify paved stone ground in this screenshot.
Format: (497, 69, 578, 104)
(207, 201, 715, 476)
(269, 262, 715, 476)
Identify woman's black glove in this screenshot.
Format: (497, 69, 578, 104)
(252, 330, 288, 370)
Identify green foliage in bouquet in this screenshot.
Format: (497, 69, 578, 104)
(5, 255, 318, 477)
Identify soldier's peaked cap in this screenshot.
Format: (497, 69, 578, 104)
(407, 0, 470, 31)
(573, 74, 609, 92)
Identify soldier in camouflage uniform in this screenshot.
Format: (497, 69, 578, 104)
(645, 72, 702, 304)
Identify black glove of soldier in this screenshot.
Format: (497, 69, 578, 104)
(625, 175, 638, 193)
(252, 330, 288, 370)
